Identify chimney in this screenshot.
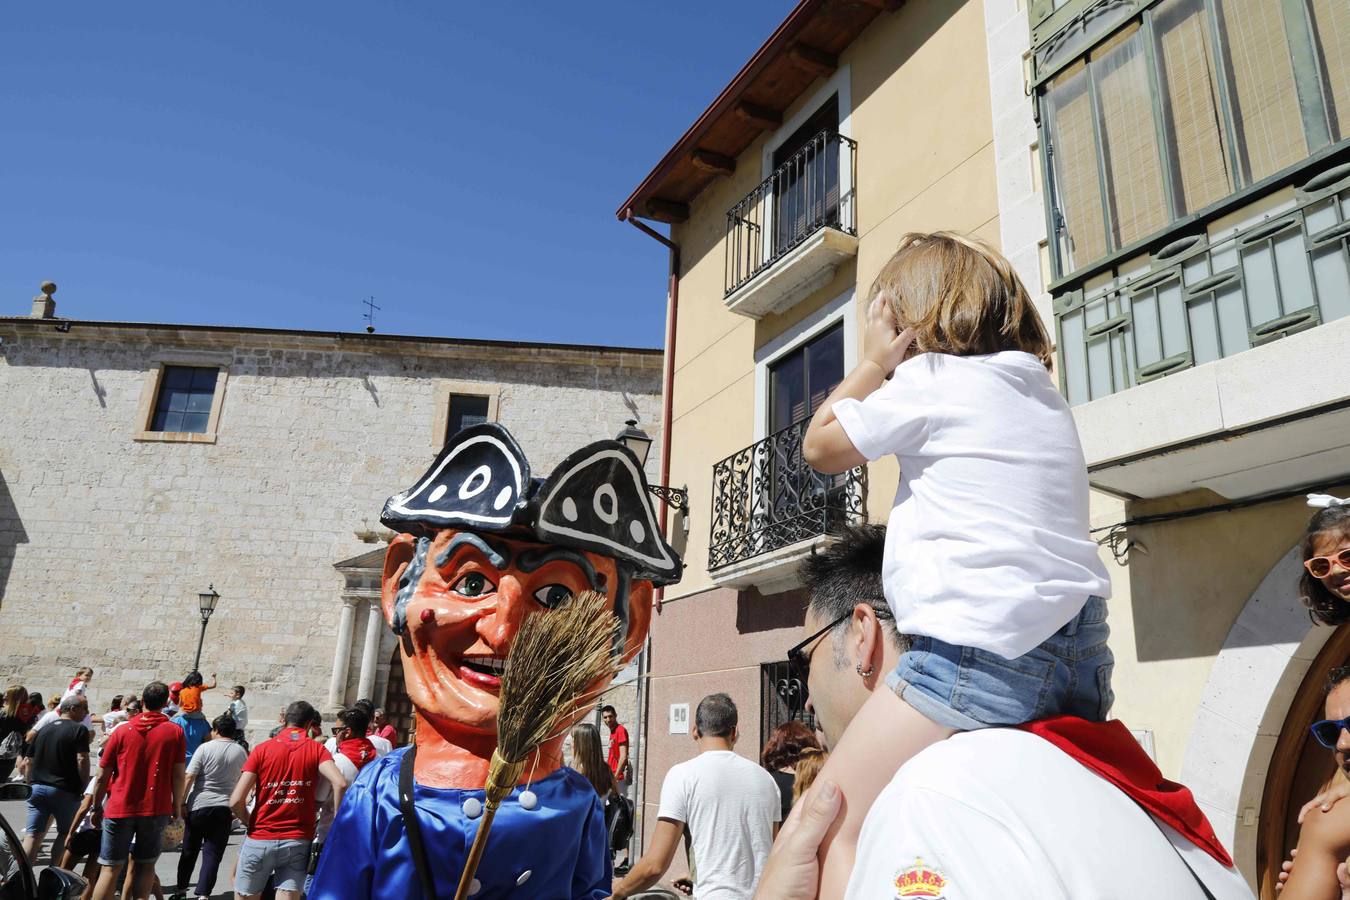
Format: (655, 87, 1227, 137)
(30, 281, 56, 318)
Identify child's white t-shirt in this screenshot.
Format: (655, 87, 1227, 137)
(832, 350, 1110, 659)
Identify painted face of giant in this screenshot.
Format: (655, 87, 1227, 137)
(381, 529, 653, 736)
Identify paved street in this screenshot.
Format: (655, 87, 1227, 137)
(1, 797, 245, 899)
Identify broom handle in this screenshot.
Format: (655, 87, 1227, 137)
(453, 802, 501, 900)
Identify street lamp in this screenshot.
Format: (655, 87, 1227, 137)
(193, 584, 220, 672)
(615, 420, 687, 518)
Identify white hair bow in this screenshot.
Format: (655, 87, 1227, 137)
(1308, 493, 1350, 509)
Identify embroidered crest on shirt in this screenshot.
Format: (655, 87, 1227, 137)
(894, 858, 948, 898)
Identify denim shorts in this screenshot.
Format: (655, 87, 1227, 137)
(98, 815, 170, 866)
(24, 783, 81, 840)
(235, 837, 312, 894)
(889, 595, 1115, 731)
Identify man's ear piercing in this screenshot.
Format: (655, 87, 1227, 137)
(856, 663, 875, 678)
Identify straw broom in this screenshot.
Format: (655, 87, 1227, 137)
(453, 590, 622, 900)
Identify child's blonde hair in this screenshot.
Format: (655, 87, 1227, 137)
(867, 231, 1053, 369)
(792, 747, 829, 805)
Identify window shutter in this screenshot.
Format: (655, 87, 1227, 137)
(1310, 0, 1350, 140)
(1094, 29, 1170, 249)
(1216, 0, 1307, 182)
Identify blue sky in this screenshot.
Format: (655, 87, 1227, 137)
(1, 3, 790, 348)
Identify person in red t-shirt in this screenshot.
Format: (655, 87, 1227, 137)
(90, 681, 186, 900)
(602, 705, 631, 796)
(229, 700, 347, 900)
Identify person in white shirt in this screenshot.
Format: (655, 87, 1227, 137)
(610, 694, 780, 900)
(753, 528, 1253, 900)
(801, 232, 1114, 894)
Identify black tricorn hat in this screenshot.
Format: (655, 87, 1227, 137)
(381, 423, 682, 586)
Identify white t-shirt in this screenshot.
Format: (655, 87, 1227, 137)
(323, 734, 391, 758)
(315, 753, 358, 843)
(833, 351, 1111, 658)
(847, 729, 1254, 900)
(657, 750, 781, 900)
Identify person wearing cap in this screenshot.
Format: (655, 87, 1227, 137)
(309, 423, 682, 900)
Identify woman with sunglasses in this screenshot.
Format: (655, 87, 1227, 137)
(1300, 494, 1350, 625)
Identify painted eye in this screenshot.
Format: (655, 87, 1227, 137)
(532, 584, 571, 609)
(452, 572, 495, 598)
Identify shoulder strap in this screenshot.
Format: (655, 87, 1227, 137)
(399, 748, 437, 899)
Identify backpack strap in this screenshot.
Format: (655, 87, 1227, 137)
(399, 747, 437, 899)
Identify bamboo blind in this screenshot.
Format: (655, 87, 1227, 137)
(1155, 0, 1233, 213)
(1047, 65, 1109, 269)
(1311, 0, 1350, 141)
(1218, 0, 1306, 181)
(1094, 33, 1170, 248)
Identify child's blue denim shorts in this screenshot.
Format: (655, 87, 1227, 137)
(888, 595, 1114, 731)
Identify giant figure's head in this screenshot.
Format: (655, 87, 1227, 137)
(378, 424, 680, 782)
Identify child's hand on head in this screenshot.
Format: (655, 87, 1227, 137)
(863, 295, 916, 377)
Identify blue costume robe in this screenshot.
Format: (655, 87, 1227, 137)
(309, 748, 610, 899)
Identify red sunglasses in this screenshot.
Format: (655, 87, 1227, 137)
(1306, 549, 1350, 579)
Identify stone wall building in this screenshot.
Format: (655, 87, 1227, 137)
(0, 292, 662, 746)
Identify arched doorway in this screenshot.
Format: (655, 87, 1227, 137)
(1257, 625, 1350, 898)
(384, 646, 415, 746)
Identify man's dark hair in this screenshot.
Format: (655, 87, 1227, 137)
(1328, 666, 1350, 694)
(142, 681, 170, 711)
(284, 700, 318, 727)
(233, 685, 246, 697)
(599, 705, 617, 717)
(799, 524, 906, 652)
(212, 713, 239, 739)
(694, 693, 737, 738)
(110, 695, 123, 711)
(339, 707, 371, 736)
(353, 698, 374, 715)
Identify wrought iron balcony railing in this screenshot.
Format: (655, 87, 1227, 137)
(709, 418, 867, 572)
(724, 131, 858, 297)
(1055, 164, 1350, 405)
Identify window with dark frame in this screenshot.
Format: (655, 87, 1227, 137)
(446, 394, 491, 440)
(768, 323, 845, 434)
(1038, 0, 1350, 281)
(149, 366, 219, 434)
(771, 95, 841, 257)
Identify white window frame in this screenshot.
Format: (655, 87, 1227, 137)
(752, 287, 859, 441)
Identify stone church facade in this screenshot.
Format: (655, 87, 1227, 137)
(0, 298, 661, 745)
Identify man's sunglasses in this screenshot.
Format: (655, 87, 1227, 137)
(1310, 717, 1350, 748)
(787, 605, 893, 681)
(1306, 549, 1350, 579)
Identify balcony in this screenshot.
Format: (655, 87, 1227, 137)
(723, 131, 858, 320)
(709, 418, 866, 592)
(1059, 164, 1350, 501)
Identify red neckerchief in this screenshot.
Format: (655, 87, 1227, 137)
(1018, 716, 1233, 867)
(339, 736, 377, 770)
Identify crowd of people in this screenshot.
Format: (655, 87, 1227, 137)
(1, 666, 402, 900)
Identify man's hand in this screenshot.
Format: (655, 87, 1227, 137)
(753, 780, 842, 900)
(862, 296, 915, 378)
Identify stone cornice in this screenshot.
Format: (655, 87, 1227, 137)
(0, 317, 663, 370)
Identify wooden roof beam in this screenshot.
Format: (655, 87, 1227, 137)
(644, 197, 690, 224)
(855, 0, 905, 10)
(690, 149, 736, 176)
(788, 43, 837, 79)
(734, 101, 783, 132)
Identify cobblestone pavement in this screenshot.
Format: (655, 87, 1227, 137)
(1, 797, 244, 899)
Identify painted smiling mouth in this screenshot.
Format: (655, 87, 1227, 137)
(461, 656, 508, 677)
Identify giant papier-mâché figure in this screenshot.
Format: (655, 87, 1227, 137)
(310, 423, 681, 899)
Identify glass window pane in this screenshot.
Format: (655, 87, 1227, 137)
(1310, 0, 1350, 141)
(805, 326, 845, 418)
(162, 410, 186, 433)
(1214, 282, 1251, 355)
(1060, 310, 1090, 406)
(1044, 66, 1109, 272)
(163, 366, 195, 391)
(186, 390, 214, 413)
(1154, 0, 1235, 213)
(769, 351, 806, 434)
(191, 367, 218, 391)
(1312, 243, 1350, 322)
(1094, 32, 1170, 249)
(1188, 295, 1221, 365)
(1241, 242, 1281, 324)
(1158, 279, 1189, 358)
(1132, 290, 1163, 366)
(151, 409, 170, 431)
(1216, 0, 1308, 182)
(447, 395, 490, 438)
(181, 412, 210, 434)
(164, 388, 191, 413)
(1273, 228, 1316, 313)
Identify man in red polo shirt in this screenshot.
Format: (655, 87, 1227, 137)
(229, 700, 347, 900)
(602, 705, 630, 797)
(90, 681, 186, 900)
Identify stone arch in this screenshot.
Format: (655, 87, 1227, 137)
(1179, 544, 1332, 887)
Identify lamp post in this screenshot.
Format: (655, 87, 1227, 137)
(193, 584, 220, 673)
(615, 420, 688, 517)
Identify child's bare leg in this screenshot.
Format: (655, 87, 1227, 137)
(816, 687, 955, 898)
